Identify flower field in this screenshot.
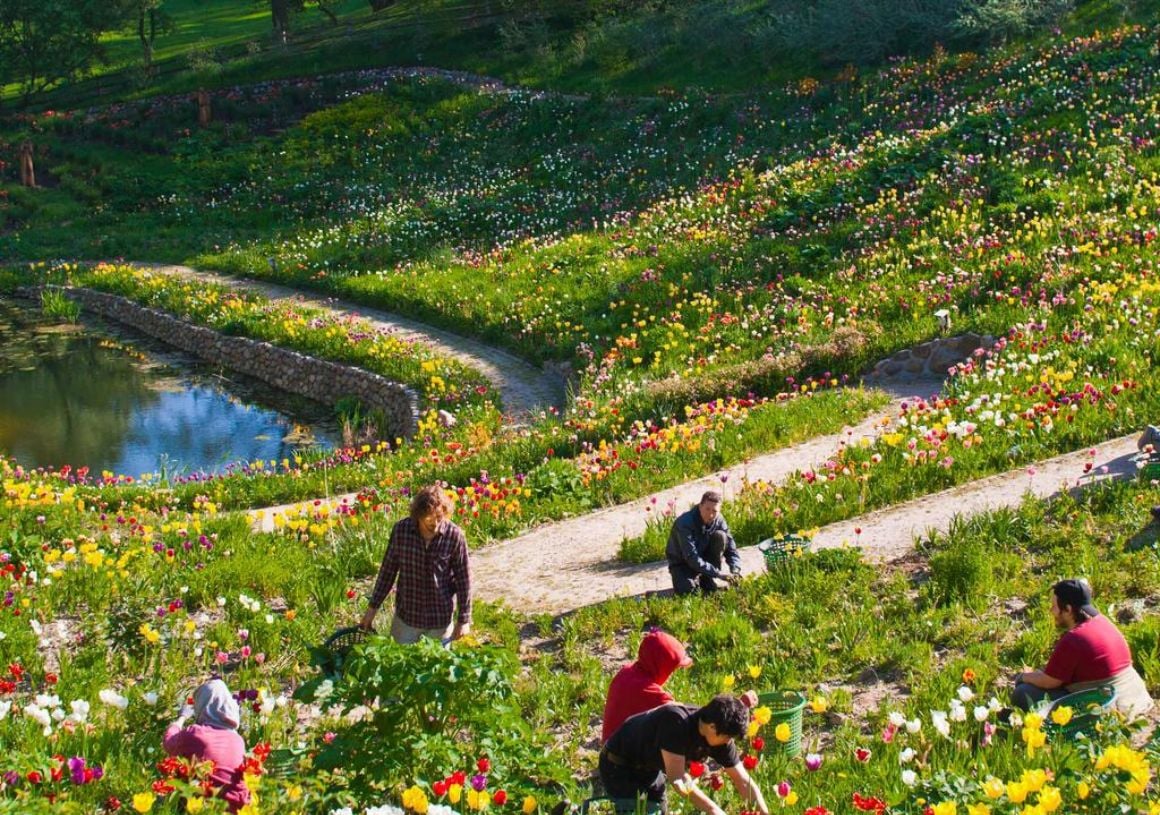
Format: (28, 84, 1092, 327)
(5, 5, 1160, 815)
(5, 412, 1160, 812)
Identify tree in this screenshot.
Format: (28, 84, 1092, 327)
(265, 0, 347, 43)
(0, 0, 132, 105)
(133, 0, 173, 71)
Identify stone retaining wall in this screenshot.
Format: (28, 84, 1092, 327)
(867, 332, 995, 382)
(28, 286, 420, 439)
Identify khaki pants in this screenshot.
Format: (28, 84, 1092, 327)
(390, 614, 451, 645)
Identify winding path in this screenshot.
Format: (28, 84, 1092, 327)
(468, 428, 1143, 617)
(108, 264, 1149, 619)
(132, 263, 568, 418)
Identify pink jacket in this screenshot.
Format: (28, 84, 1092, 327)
(163, 723, 251, 812)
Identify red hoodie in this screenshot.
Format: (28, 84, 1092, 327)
(601, 630, 692, 743)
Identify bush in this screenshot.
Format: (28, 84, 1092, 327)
(928, 538, 994, 609)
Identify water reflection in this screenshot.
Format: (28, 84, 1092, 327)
(0, 297, 339, 477)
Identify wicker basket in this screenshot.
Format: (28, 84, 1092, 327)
(756, 690, 808, 757)
(757, 536, 811, 571)
(320, 626, 371, 677)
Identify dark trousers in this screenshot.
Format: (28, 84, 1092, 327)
(598, 753, 665, 812)
(1012, 681, 1069, 711)
(669, 532, 726, 595)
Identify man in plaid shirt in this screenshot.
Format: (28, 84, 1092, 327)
(359, 485, 473, 644)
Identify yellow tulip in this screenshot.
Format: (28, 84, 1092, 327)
(966, 805, 991, 815)
(982, 778, 1005, 799)
(1020, 769, 1047, 793)
(721, 675, 736, 690)
(186, 798, 204, 814)
(1049, 706, 1073, 726)
(783, 791, 798, 806)
(752, 706, 772, 726)
(523, 796, 538, 815)
(931, 802, 956, 815)
(132, 793, 156, 814)
(808, 696, 828, 714)
(449, 784, 463, 805)
(1077, 781, 1090, 800)
(1006, 781, 1029, 804)
(774, 722, 792, 743)
(748, 665, 762, 679)
(1036, 786, 1061, 813)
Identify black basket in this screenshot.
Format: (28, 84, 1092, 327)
(318, 626, 371, 677)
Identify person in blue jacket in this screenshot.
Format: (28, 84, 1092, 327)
(665, 491, 742, 595)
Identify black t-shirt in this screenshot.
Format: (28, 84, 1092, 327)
(605, 704, 740, 772)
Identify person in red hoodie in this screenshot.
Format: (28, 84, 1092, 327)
(602, 630, 693, 744)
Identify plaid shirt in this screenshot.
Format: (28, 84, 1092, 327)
(368, 517, 472, 629)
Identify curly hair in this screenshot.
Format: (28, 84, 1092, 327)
(409, 485, 453, 523)
(698, 694, 749, 739)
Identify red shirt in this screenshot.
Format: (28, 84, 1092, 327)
(602, 631, 690, 743)
(1044, 614, 1132, 684)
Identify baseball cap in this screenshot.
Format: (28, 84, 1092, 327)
(1054, 578, 1100, 618)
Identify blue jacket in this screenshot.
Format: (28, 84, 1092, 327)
(665, 507, 740, 578)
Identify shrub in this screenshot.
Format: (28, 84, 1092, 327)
(927, 538, 994, 610)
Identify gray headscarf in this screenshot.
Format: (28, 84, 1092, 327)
(193, 678, 241, 730)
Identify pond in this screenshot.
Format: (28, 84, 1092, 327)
(0, 296, 341, 478)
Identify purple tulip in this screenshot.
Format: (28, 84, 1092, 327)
(470, 773, 488, 791)
(804, 753, 823, 771)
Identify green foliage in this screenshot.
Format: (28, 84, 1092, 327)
(312, 637, 568, 797)
(38, 287, 80, 322)
(0, 0, 136, 104)
(927, 538, 995, 610)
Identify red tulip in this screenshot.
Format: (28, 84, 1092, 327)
(751, 737, 765, 752)
(477, 757, 491, 774)
(688, 761, 704, 778)
(494, 790, 508, 805)
(742, 754, 759, 770)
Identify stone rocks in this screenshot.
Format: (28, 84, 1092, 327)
(34, 286, 420, 440)
(867, 332, 996, 383)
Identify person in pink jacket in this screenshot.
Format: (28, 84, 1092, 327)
(163, 678, 251, 812)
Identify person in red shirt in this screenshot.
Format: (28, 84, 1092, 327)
(1013, 579, 1153, 717)
(603, 630, 693, 744)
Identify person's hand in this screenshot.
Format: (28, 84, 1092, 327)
(179, 703, 194, 719)
(358, 606, 378, 632)
(451, 621, 471, 640)
(726, 571, 742, 585)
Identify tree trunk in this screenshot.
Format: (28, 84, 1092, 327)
(138, 8, 160, 70)
(19, 142, 36, 188)
(196, 90, 211, 126)
(271, 0, 291, 44)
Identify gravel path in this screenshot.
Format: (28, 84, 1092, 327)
(117, 261, 1147, 618)
(135, 263, 567, 418)
(469, 432, 1142, 616)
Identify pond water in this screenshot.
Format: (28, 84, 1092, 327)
(0, 296, 340, 478)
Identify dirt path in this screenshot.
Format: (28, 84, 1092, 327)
(469, 433, 1142, 616)
(133, 263, 567, 418)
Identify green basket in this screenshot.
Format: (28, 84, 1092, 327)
(757, 536, 811, 571)
(756, 690, 808, 757)
(1041, 685, 1116, 739)
(1140, 455, 1160, 481)
(263, 746, 308, 779)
